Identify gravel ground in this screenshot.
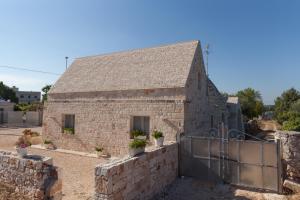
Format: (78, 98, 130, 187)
(0, 127, 107, 200)
(153, 177, 300, 200)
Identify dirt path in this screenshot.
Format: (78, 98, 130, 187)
(153, 177, 299, 200)
(0, 127, 106, 200)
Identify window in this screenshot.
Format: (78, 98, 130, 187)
(63, 114, 75, 132)
(210, 115, 214, 128)
(34, 96, 37, 98)
(28, 95, 31, 99)
(20, 95, 24, 98)
(132, 116, 150, 137)
(222, 113, 225, 123)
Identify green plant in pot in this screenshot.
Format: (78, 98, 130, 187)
(152, 130, 164, 147)
(129, 139, 147, 157)
(15, 136, 31, 157)
(95, 146, 104, 157)
(131, 130, 147, 139)
(44, 139, 55, 150)
(63, 128, 75, 135)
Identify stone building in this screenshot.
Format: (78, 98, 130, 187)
(43, 40, 239, 156)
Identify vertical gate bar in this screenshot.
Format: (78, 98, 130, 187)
(226, 125, 229, 180)
(208, 138, 211, 169)
(261, 143, 264, 189)
(237, 141, 240, 185)
(276, 139, 283, 194)
(190, 137, 193, 157)
(219, 126, 222, 177)
(222, 123, 225, 180)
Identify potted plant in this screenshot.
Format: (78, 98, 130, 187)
(44, 139, 55, 150)
(15, 136, 31, 157)
(63, 128, 75, 135)
(131, 130, 147, 140)
(95, 146, 104, 157)
(129, 139, 147, 157)
(152, 130, 164, 147)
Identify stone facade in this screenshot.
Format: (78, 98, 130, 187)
(0, 150, 62, 200)
(43, 90, 185, 155)
(275, 131, 300, 182)
(94, 142, 178, 200)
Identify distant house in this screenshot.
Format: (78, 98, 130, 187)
(43, 40, 243, 156)
(12, 87, 41, 104)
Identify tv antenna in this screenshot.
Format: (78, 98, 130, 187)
(65, 56, 69, 70)
(204, 44, 210, 77)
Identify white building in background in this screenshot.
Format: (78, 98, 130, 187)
(12, 87, 41, 104)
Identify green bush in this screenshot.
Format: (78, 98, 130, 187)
(152, 130, 163, 139)
(63, 128, 75, 134)
(95, 146, 104, 152)
(282, 117, 300, 131)
(129, 139, 147, 149)
(44, 139, 52, 144)
(131, 130, 145, 138)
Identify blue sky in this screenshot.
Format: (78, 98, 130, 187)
(0, 0, 299, 104)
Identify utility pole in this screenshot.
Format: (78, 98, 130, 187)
(65, 56, 69, 70)
(204, 44, 210, 77)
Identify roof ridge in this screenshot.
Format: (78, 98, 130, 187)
(76, 40, 199, 60)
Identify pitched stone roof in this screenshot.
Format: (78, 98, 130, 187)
(50, 40, 199, 94)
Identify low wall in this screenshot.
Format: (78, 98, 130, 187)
(95, 142, 178, 200)
(275, 131, 300, 182)
(0, 150, 62, 200)
(5, 111, 42, 126)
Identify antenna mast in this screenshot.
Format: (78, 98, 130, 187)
(204, 44, 210, 77)
(65, 56, 69, 70)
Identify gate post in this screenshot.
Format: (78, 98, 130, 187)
(276, 138, 283, 194)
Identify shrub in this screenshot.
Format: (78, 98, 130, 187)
(282, 117, 300, 132)
(152, 130, 163, 139)
(15, 136, 31, 148)
(95, 146, 104, 152)
(129, 139, 147, 149)
(22, 129, 40, 137)
(44, 139, 52, 144)
(131, 130, 145, 138)
(63, 128, 75, 134)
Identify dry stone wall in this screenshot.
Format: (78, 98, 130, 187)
(94, 142, 178, 200)
(275, 131, 300, 182)
(0, 150, 62, 200)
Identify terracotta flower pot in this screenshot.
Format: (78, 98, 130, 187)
(154, 137, 164, 147)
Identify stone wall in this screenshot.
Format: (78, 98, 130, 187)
(94, 142, 178, 200)
(0, 150, 62, 200)
(275, 131, 300, 183)
(275, 131, 300, 182)
(43, 89, 185, 156)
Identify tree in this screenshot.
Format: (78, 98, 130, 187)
(42, 85, 52, 102)
(274, 88, 300, 124)
(236, 88, 264, 119)
(0, 81, 18, 103)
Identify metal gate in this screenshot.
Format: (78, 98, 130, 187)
(180, 129, 282, 193)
